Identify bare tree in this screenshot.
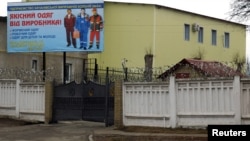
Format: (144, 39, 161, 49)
(232, 52, 246, 73)
(144, 48, 153, 82)
(246, 57, 250, 76)
(229, 0, 250, 22)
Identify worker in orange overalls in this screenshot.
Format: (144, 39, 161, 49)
(88, 7, 103, 49)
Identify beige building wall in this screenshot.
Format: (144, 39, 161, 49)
(89, 2, 246, 69)
(18, 0, 142, 70)
(89, 2, 155, 68)
(154, 6, 246, 67)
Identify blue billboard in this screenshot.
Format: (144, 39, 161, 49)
(7, 0, 104, 52)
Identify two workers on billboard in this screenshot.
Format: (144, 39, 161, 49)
(64, 7, 103, 50)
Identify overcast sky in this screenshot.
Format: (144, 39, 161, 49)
(107, 0, 234, 20)
(1, 0, 233, 19)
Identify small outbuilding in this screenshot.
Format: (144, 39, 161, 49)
(158, 58, 244, 80)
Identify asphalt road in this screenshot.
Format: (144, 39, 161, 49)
(0, 118, 208, 141)
(0, 118, 104, 141)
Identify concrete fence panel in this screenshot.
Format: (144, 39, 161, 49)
(0, 79, 19, 117)
(122, 76, 250, 128)
(0, 79, 45, 122)
(176, 78, 238, 127)
(123, 82, 170, 127)
(19, 83, 45, 121)
(241, 79, 250, 124)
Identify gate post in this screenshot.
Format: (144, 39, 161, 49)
(45, 81, 54, 124)
(114, 80, 123, 129)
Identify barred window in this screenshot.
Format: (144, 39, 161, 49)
(224, 32, 230, 48)
(198, 27, 204, 43)
(211, 30, 217, 46)
(184, 24, 190, 41)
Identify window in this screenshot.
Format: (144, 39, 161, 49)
(65, 63, 72, 83)
(32, 59, 37, 72)
(198, 27, 203, 43)
(211, 30, 217, 46)
(184, 24, 190, 41)
(175, 73, 190, 79)
(224, 32, 230, 48)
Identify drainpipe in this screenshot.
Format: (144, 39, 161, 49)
(153, 6, 156, 68)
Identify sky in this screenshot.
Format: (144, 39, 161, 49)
(0, 0, 234, 19)
(1, 0, 249, 56)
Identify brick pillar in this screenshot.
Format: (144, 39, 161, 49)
(44, 81, 54, 124)
(114, 80, 124, 129)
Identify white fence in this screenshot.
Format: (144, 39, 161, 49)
(0, 79, 45, 122)
(123, 76, 250, 128)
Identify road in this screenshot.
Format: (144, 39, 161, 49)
(0, 119, 103, 141)
(0, 118, 208, 141)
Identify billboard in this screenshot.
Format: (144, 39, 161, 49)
(7, 0, 104, 52)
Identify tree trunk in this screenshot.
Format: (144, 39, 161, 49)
(144, 54, 153, 82)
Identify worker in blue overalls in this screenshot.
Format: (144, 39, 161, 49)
(75, 8, 90, 50)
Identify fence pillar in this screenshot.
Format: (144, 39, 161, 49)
(114, 80, 123, 129)
(233, 76, 241, 124)
(45, 81, 54, 124)
(15, 79, 20, 118)
(169, 76, 177, 128)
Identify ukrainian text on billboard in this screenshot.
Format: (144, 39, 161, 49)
(7, 0, 104, 52)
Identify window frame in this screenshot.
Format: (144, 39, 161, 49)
(65, 63, 72, 83)
(198, 27, 204, 43)
(184, 24, 190, 41)
(31, 59, 38, 72)
(211, 29, 217, 46)
(224, 32, 230, 48)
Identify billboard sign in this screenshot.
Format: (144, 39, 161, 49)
(7, 0, 104, 52)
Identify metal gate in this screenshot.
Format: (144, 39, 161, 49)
(52, 81, 114, 126)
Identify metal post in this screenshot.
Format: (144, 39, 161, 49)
(124, 67, 128, 81)
(43, 52, 46, 82)
(83, 59, 87, 82)
(94, 63, 98, 82)
(105, 67, 110, 127)
(63, 52, 66, 84)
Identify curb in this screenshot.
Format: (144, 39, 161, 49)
(93, 129, 208, 141)
(93, 134, 207, 141)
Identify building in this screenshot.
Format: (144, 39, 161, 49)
(2, 0, 247, 83)
(157, 58, 244, 80)
(88, 1, 246, 70)
(0, 16, 87, 84)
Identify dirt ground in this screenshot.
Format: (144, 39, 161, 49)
(0, 117, 35, 127)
